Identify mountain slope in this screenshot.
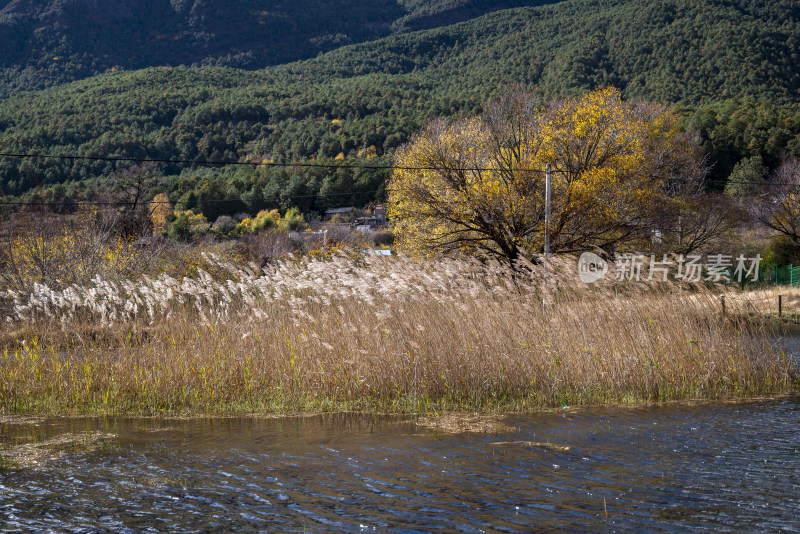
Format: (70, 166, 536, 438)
(0, 0, 559, 97)
(0, 0, 799, 203)
(286, 0, 800, 104)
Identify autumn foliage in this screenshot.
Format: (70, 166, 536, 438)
(387, 87, 704, 263)
(148, 192, 172, 235)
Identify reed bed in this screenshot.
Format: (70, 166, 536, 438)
(719, 286, 800, 322)
(0, 254, 796, 415)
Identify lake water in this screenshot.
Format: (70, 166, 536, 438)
(2, 398, 800, 532)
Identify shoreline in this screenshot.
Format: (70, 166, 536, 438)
(4, 393, 799, 469)
(3, 392, 799, 420)
(2, 390, 798, 420)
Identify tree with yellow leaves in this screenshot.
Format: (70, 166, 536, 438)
(149, 192, 172, 236)
(387, 87, 704, 264)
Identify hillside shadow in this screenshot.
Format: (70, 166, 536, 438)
(394, 0, 568, 32)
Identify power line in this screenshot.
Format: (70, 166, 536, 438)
(703, 177, 800, 187)
(0, 150, 389, 169)
(1, 150, 798, 186)
(0, 150, 548, 174)
(0, 187, 385, 208)
(3, 149, 800, 214)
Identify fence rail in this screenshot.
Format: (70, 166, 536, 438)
(760, 265, 800, 287)
(775, 265, 800, 286)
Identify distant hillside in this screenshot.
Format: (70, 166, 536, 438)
(292, 0, 800, 104)
(0, 0, 557, 97)
(0, 0, 799, 209)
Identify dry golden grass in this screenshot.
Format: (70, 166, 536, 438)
(720, 286, 800, 322)
(0, 253, 796, 416)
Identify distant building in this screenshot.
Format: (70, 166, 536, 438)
(325, 207, 354, 221)
(374, 204, 386, 225)
(327, 205, 388, 230)
(353, 204, 388, 230)
(354, 216, 379, 228)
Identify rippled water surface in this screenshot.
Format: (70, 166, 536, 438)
(2, 399, 800, 532)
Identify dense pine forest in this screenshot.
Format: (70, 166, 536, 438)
(0, 0, 557, 96)
(0, 0, 799, 217)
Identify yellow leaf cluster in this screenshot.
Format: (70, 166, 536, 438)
(387, 87, 700, 260)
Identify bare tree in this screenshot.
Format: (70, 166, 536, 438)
(755, 157, 800, 246)
(106, 162, 163, 238)
(657, 193, 746, 255)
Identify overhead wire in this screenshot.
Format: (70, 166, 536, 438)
(0, 150, 799, 212)
(0, 150, 796, 185)
(0, 150, 549, 174)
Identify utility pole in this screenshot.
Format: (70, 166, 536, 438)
(544, 163, 551, 257)
(542, 163, 553, 320)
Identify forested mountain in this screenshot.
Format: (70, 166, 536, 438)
(0, 0, 556, 97)
(0, 0, 799, 215)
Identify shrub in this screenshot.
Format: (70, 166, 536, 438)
(242, 228, 296, 266)
(168, 210, 209, 240)
(763, 235, 800, 266)
(233, 217, 254, 236)
(0, 211, 162, 292)
(283, 207, 306, 231)
(254, 209, 281, 231)
(372, 229, 394, 247)
(212, 215, 236, 236)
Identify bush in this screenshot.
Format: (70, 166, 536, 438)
(232, 218, 254, 236)
(242, 228, 296, 266)
(0, 211, 162, 292)
(763, 235, 800, 266)
(254, 209, 280, 231)
(371, 229, 394, 247)
(283, 207, 306, 232)
(168, 210, 209, 240)
(212, 215, 236, 236)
